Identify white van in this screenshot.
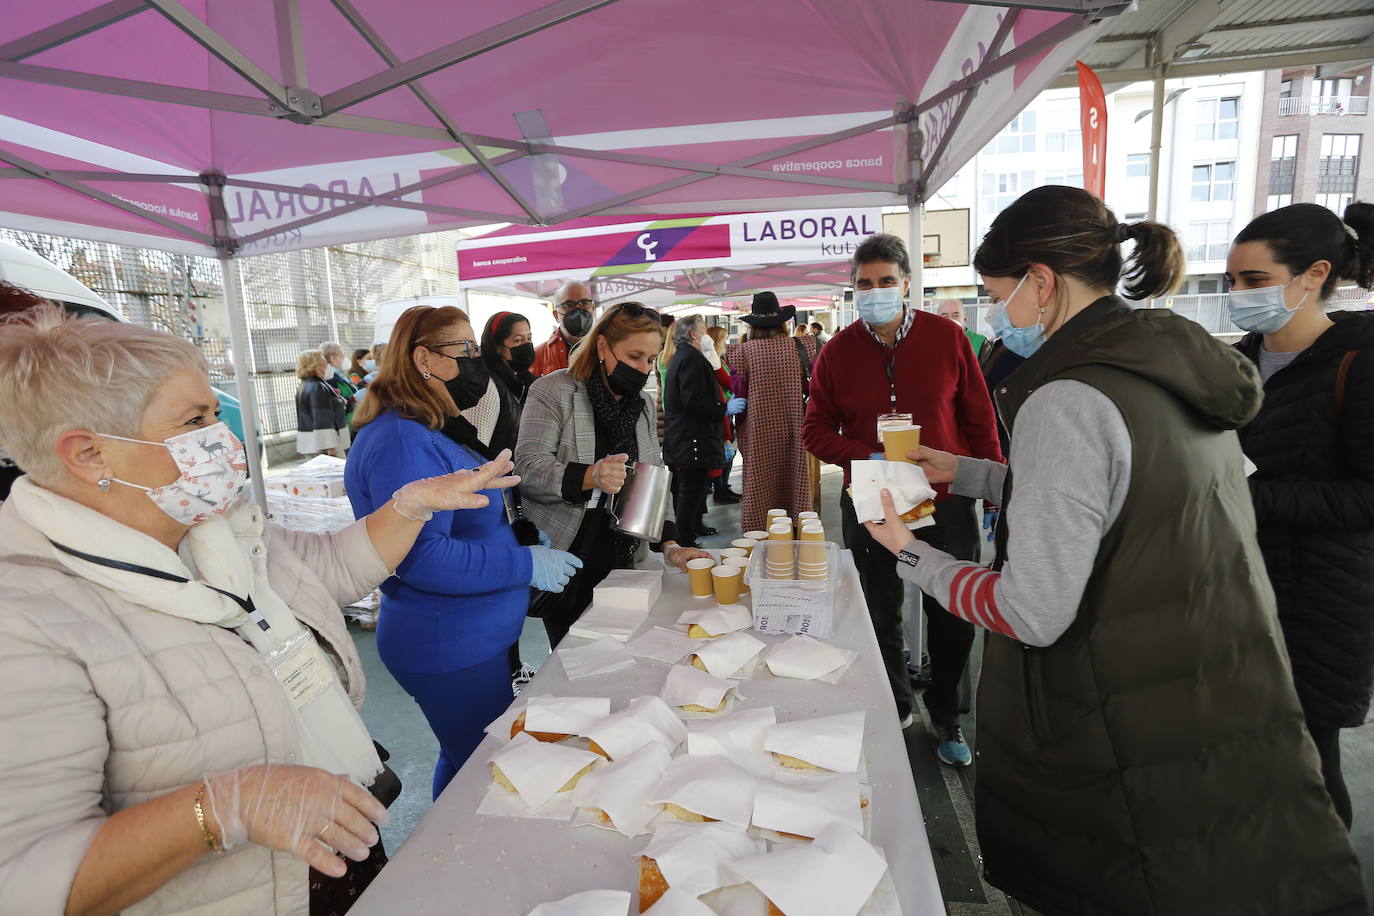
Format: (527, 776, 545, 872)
(373, 293, 557, 348)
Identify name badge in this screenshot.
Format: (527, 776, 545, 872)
(266, 630, 334, 711)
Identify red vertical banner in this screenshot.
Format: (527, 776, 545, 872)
(1077, 61, 1107, 199)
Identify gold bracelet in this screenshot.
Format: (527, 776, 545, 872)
(193, 782, 224, 855)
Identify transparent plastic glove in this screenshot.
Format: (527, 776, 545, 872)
(591, 453, 630, 494)
(699, 338, 722, 371)
(529, 545, 583, 592)
(725, 397, 747, 416)
(392, 449, 519, 521)
(203, 764, 388, 879)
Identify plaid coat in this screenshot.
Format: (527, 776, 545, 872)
(514, 369, 660, 561)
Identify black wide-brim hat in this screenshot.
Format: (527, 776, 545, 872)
(739, 291, 796, 326)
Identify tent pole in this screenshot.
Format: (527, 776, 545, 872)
(1148, 63, 1165, 221)
(222, 257, 268, 510)
(324, 246, 340, 341)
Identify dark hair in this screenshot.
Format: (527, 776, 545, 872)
(480, 310, 531, 373)
(0, 281, 48, 316)
(974, 185, 1184, 301)
(1234, 202, 1374, 298)
(349, 347, 370, 378)
(850, 233, 911, 285)
(810, 321, 823, 331)
(659, 312, 676, 329)
(747, 324, 788, 341)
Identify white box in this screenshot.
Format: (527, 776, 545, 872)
(745, 541, 838, 639)
(591, 568, 663, 612)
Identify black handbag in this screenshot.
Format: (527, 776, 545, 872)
(367, 741, 403, 807)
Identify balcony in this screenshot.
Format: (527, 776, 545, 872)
(1278, 96, 1370, 117)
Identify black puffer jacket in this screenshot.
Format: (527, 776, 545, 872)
(1236, 310, 1374, 728)
(662, 345, 724, 470)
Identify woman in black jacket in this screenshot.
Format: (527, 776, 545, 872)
(1229, 201, 1374, 828)
(295, 348, 349, 456)
(476, 311, 537, 456)
(663, 316, 724, 548)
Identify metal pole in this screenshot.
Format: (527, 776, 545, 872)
(1148, 68, 1166, 222)
(323, 246, 340, 341)
(908, 201, 924, 312)
(906, 119, 926, 665)
(222, 257, 268, 509)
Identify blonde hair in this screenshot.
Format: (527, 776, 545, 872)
(0, 305, 206, 486)
(568, 303, 665, 383)
(296, 349, 327, 379)
(706, 326, 727, 356)
(353, 305, 471, 431)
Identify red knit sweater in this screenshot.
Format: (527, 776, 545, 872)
(802, 310, 1004, 497)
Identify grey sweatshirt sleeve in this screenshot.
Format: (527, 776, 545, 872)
(949, 456, 1008, 504)
(893, 380, 1131, 647)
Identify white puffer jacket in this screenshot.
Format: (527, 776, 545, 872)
(0, 498, 390, 915)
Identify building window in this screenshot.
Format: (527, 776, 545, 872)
(1317, 134, 1361, 213)
(1196, 97, 1240, 141)
(1187, 220, 1232, 262)
(981, 170, 1035, 215)
(1191, 161, 1236, 201)
(1267, 194, 1294, 210)
(1043, 169, 1084, 188)
(990, 112, 1037, 155)
(1196, 278, 1221, 295)
(1126, 154, 1150, 178)
(1267, 134, 1298, 211)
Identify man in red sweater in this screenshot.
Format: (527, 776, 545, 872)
(531, 280, 595, 378)
(804, 234, 1003, 765)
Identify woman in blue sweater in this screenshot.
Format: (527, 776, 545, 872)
(347, 305, 581, 798)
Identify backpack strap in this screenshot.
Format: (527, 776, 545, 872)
(1336, 349, 1361, 419)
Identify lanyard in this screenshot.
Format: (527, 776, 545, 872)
(885, 353, 897, 411)
(47, 538, 271, 631)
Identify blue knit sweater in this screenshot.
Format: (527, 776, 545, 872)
(345, 410, 533, 673)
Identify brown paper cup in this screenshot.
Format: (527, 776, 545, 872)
(732, 538, 758, 556)
(767, 509, 788, 521)
(799, 525, 824, 542)
(768, 523, 792, 541)
(798, 511, 820, 522)
(723, 556, 751, 592)
(768, 561, 796, 580)
(719, 547, 747, 560)
(711, 564, 742, 606)
(687, 558, 716, 598)
(767, 537, 793, 563)
(799, 543, 826, 565)
(883, 424, 922, 463)
(744, 530, 769, 542)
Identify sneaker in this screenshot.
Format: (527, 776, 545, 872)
(511, 663, 537, 697)
(933, 723, 973, 767)
(898, 712, 915, 729)
(698, 525, 719, 537)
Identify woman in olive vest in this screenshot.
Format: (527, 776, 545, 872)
(1228, 202, 1374, 830)
(864, 185, 1364, 915)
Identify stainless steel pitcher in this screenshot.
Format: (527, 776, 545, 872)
(608, 461, 671, 541)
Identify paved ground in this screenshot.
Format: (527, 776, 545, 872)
(336, 460, 1374, 912)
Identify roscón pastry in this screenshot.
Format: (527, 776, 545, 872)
(509, 711, 572, 743)
(901, 499, 936, 524)
(681, 696, 728, 714)
(663, 802, 717, 823)
(490, 761, 594, 795)
(687, 623, 721, 639)
(638, 856, 670, 912)
(772, 751, 825, 771)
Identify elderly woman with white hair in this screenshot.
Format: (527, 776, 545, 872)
(663, 315, 740, 547)
(0, 307, 518, 916)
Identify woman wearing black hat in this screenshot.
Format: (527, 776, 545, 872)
(727, 291, 819, 534)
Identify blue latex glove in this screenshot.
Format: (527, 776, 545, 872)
(537, 529, 552, 548)
(726, 396, 747, 416)
(529, 545, 583, 592)
(983, 507, 999, 542)
(868, 452, 885, 461)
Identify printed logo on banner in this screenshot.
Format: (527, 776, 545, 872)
(600, 224, 731, 271)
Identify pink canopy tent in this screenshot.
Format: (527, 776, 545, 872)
(0, 0, 1127, 505)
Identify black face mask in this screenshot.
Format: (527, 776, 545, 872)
(438, 354, 490, 410)
(605, 359, 649, 397)
(508, 342, 536, 373)
(562, 309, 594, 338)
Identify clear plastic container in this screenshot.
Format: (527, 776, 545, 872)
(744, 540, 838, 638)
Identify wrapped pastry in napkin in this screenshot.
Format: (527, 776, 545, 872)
(527, 889, 631, 916)
(642, 887, 716, 916)
(648, 755, 758, 827)
(686, 706, 777, 777)
(848, 459, 936, 529)
(688, 631, 766, 678)
(626, 627, 699, 665)
(728, 824, 888, 916)
(764, 711, 865, 774)
(639, 821, 762, 912)
(488, 732, 603, 810)
(677, 604, 752, 638)
(571, 742, 673, 837)
(763, 636, 856, 683)
(584, 695, 688, 760)
(661, 664, 739, 715)
(512, 695, 612, 742)
(557, 636, 638, 680)
(751, 772, 866, 840)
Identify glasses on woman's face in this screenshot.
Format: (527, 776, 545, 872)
(431, 340, 480, 358)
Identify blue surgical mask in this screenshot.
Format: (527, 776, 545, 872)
(855, 287, 905, 327)
(987, 275, 1046, 358)
(363, 359, 377, 372)
(1226, 275, 1309, 334)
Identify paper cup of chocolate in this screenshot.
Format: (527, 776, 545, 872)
(723, 556, 751, 592)
(882, 423, 921, 463)
(718, 547, 747, 560)
(687, 558, 716, 598)
(711, 564, 742, 606)
(731, 537, 758, 556)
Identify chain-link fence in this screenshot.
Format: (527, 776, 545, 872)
(1, 228, 467, 441)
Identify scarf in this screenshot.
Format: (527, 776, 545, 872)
(6, 478, 382, 786)
(584, 372, 645, 567)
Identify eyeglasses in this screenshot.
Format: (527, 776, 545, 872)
(558, 298, 595, 311)
(430, 340, 480, 358)
(613, 302, 661, 321)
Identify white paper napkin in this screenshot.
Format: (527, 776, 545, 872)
(523, 695, 612, 737)
(727, 824, 888, 916)
(584, 695, 688, 760)
(751, 772, 865, 838)
(488, 732, 602, 810)
(571, 742, 673, 837)
(764, 711, 865, 774)
(643, 888, 718, 916)
(848, 459, 936, 529)
(686, 706, 777, 777)
(593, 568, 664, 611)
(475, 782, 579, 822)
(660, 665, 737, 713)
(485, 697, 527, 739)
(688, 631, 767, 678)
(648, 755, 758, 828)
(677, 604, 752, 637)
(626, 627, 699, 664)
(567, 603, 651, 642)
(526, 888, 631, 916)
(557, 636, 638, 680)
(763, 635, 851, 681)
(642, 821, 764, 899)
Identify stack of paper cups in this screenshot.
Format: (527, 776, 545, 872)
(722, 555, 751, 593)
(731, 537, 758, 556)
(711, 564, 742, 606)
(719, 547, 747, 561)
(766, 509, 788, 523)
(743, 530, 769, 544)
(766, 526, 795, 579)
(686, 557, 716, 598)
(798, 511, 820, 524)
(799, 523, 824, 542)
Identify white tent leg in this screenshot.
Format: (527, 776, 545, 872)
(222, 257, 268, 509)
(905, 198, 925, 669)
(1148, 70, 1165, 221)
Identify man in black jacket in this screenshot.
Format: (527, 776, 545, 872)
(663, 316, 725, 548)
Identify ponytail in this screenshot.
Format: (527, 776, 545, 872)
(1120, 220, 1186, 300)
